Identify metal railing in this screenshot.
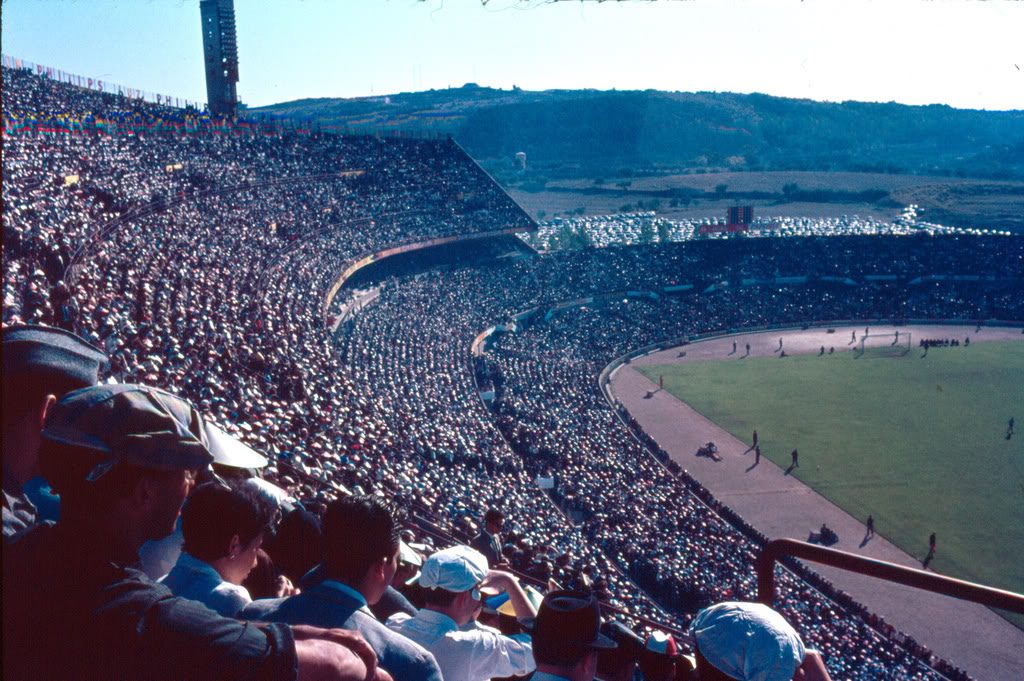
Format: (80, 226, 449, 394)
(756, 538, 1024, 614)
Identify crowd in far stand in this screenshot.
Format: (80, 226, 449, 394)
(5, 66, 1024, 681)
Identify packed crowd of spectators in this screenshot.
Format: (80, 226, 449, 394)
(521, 208, 992, 253)
(5, 66, 1023, 680)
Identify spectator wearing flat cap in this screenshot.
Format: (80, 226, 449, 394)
(3, 384, 382, 681)
(2, 324, 107, 540)
(688, 602, 832, 681)
(530, 589, 617, 681)
(242, 494, 443, 681)
(387, 544, 536, 681)
(160, 481, 275, 616)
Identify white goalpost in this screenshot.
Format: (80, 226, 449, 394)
(855, 330, 912, 357)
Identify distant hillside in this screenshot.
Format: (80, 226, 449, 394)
(252, 86, 1024, 182)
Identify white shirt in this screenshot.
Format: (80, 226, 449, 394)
(387, 609, 535, 681)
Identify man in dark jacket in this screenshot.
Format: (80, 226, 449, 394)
(3, 384, 379, 681)
(469, 508, 504, 567)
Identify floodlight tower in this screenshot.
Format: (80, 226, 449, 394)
(199, 0, 239, 116)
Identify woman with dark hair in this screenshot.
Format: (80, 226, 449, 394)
(266, 506, 323, 585)
(161, 481, 274, 616)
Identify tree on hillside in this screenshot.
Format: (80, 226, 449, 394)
(551, 224, 591, 251)
(639, 219, 656, 245)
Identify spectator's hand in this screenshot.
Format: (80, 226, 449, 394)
(481, 570, 539, 618)
(276, 574, 300, 597)
(292, 625, 378, 681)
(371, 667, 394, 681)
(294, 638, 367, 681)
(480, 569, 517, 591)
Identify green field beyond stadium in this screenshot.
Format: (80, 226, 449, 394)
(638, 341, 1024, 604)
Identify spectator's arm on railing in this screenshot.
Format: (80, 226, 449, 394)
(794, 650, 833, 681)
(295, 637, 374, 681)
(293, 625, 392, 681)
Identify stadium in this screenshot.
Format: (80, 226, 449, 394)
(3, 3, 1024, 681)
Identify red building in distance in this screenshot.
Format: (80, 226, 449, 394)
(699, 206, 753, 235)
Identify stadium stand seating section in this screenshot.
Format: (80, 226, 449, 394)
(5, 66, 1024, 680)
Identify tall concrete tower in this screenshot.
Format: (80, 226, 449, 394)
(199, 0, 239, 116)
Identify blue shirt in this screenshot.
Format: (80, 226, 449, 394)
(319, 579, 369, 610)
(161, 551, 252, 617)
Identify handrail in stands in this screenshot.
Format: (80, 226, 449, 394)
(756, 538, 1024, 614)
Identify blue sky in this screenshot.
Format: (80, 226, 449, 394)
(2, 0, 1021, 111)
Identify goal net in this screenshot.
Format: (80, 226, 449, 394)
(855, 331, 912, 358)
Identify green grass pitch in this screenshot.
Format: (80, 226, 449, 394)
(638, 341, 1024, 612)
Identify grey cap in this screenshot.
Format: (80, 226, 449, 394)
(42, 384, 215, 478)
(3, 324, 108, 390)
